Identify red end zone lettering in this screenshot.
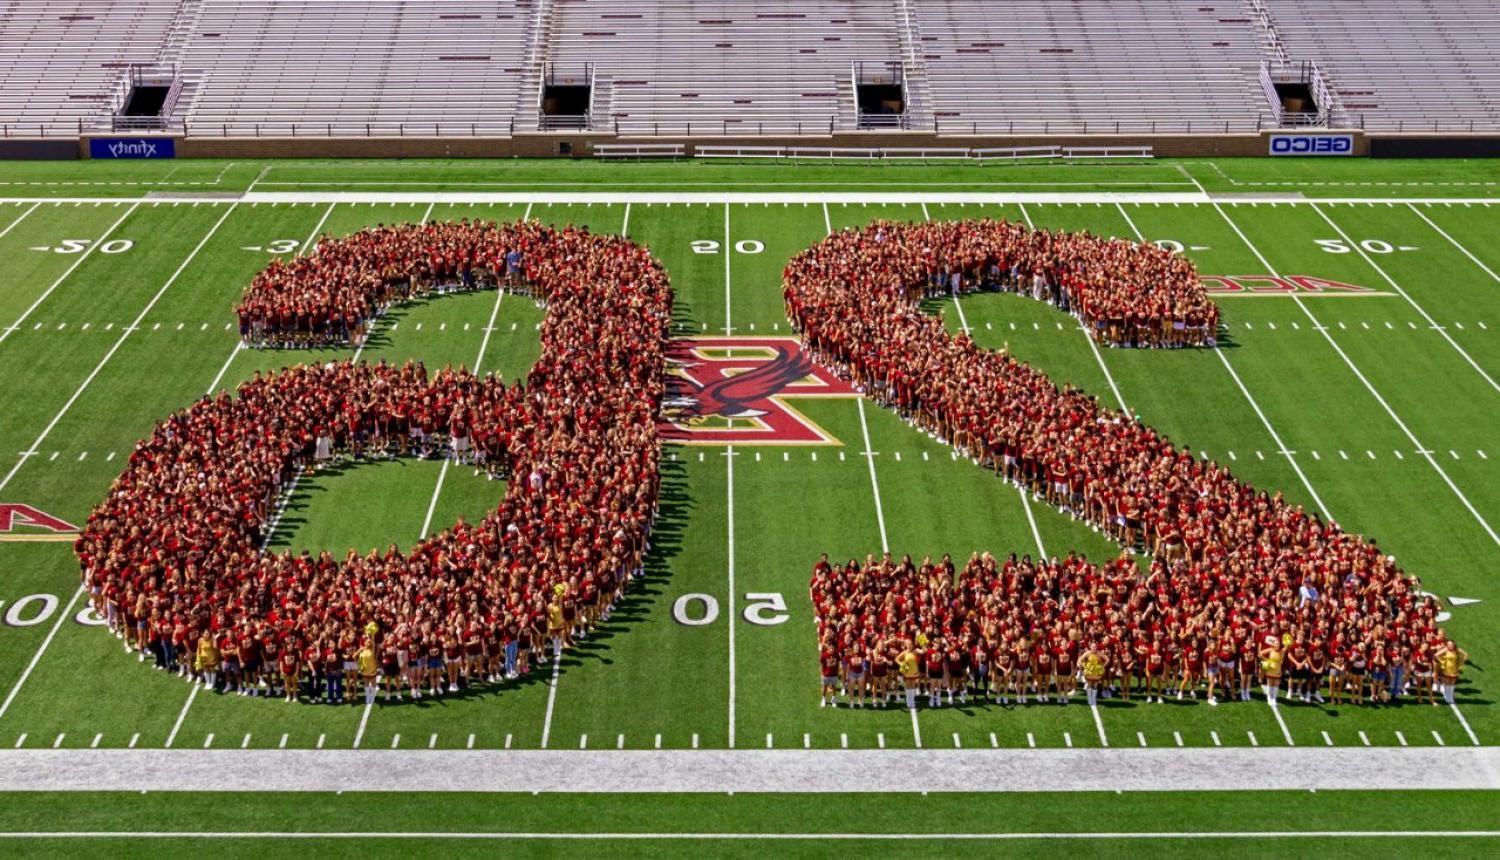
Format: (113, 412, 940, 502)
(1201, 275, 1391, 296)
(0, 503, 79, 540)
(661, 337, 857, 445)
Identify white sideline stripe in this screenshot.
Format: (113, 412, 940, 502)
(0, 203, 138, 350)
(1313, 203, 1500, 397)
(2, 748, 1498, 793)
(1409, 203, 1500, 284)
(2, 829, 1499, 842)
(163, 685, 200, 749)
(1217, 202, 1500, 551)
(10, 193, 1500, 207)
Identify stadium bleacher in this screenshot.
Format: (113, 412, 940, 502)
(0, 0, 179, 136)
(545, 0, 904, 135)
(1261, 0, 1500, 132)
(174, 0, 534, 137)
(3, 0, 1500, 140)
(914, 0, 1271, 134)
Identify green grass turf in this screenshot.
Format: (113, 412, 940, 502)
(0, 159, 1498, 853)
(0, 789, 1494, 857)
(4, 156, 1500, 196)
(1, 191, 1498, 754)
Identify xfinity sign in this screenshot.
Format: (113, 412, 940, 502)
(1269, 134, 1354, 156)
(88, 138, 176, 159)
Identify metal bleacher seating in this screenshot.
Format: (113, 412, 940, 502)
(546, 0, 904, 136)
(912, 0, 1271, 135)
(173, 0, 535, 137)
(0, 0, 179, 136)
(1261, 0, 1500, 132)
(3, 0, 1500, 139)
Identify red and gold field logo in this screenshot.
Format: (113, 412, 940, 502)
(0, 503, 78, 542)
(661, 337, 857, 445)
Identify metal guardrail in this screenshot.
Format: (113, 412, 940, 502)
(693, 144, 1153, 163)
(595, 143, 685, 159)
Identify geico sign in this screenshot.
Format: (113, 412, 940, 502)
(1270, 135, 1354, 156)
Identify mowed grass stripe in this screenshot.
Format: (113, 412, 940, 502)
(0, 204, 346, 750)
(0, 202, 134, 326)
(1138, 201, 1498, 744)
(0, 193, 1495, 754)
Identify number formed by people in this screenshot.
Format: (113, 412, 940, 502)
(789, 219, 1463, 712)
(75, 220, 671, 703)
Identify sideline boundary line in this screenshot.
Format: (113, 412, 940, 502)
(1, 829, 1498, 842)
(0, 747, 1495, 793)
(5, 193, 1500, 206)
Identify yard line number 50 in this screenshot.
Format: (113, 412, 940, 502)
(673, 592, 788, 626)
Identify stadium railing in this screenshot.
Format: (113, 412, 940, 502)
(594, 143, 686, 159)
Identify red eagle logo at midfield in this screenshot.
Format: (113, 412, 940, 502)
(660, 337, 857, 445)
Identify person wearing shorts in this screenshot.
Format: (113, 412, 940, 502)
(897, 642, 921, 711)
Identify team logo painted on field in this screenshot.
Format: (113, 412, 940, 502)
(1201, 275, 1392, 297)
(0, 503, 79, 542)
(661, 337, 857, 445)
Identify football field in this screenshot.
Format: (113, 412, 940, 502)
(0, 157, 1498, 852)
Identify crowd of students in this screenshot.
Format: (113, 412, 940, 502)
(77, 220, 672, 704)
(789, 219, 1465, 711)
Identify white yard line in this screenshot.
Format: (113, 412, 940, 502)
(1018, 202, 1128, 410)
(418, 460, 452, 540)
(722, 202, 733, 333)
(853, 399, 890, 554)
(353, 702, 374, 749)
(1450, 702, 1482, 746)
(1218, 201, 1488, 738)
(539, 657, 562, 749)
(2, 747, 1497, 792)
(0, 586, 83, 723)
(1407, 203, 1500, 284)
(1313, 203, 1500, 396)
(163, 685, 200, 749)
(1114, 202, 1333, 515)
(0, 202, 237, 496)
(0, 201, 39, 239)
(620, 201, 631, 236)
(726, 445, 738, 749)
(1217, 202, 1500, 550)
(0, 203, 138, 349)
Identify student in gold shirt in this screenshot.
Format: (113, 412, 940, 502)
(1080, 645, 1109, 708)
(1435, 639, 1469, 706)
(357, 637, 380, 707)
(896, 641, 921, 711)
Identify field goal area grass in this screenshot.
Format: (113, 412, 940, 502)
(0, 157, 1497, 846)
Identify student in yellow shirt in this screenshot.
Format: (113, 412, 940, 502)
(1080, 645, 1109, 708)
(1435, 639, 1469, 706)
(357, 638, 380, 706)
(896, 641, 922, 711)
(195, 633, 221, 693)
